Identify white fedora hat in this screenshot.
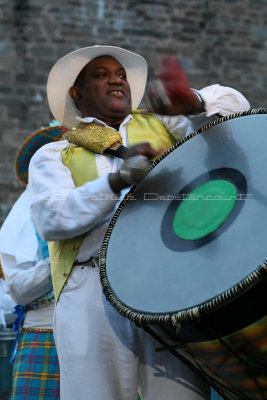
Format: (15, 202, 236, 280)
(47, 45, 148, 129)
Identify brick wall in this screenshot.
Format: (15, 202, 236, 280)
(0, 0, 267, 223)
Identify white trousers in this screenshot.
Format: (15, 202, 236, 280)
(54, 264, 210, 400)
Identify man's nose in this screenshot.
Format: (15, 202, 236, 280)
(108, 74, 123, 84)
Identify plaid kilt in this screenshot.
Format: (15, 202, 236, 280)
(11, 330, 60, 399)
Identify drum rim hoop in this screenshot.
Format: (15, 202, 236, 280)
(99, 108, 267, 327)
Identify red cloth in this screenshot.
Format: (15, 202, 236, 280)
(155, 55, 196, 106)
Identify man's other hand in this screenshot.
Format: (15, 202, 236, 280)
(109, 142, 163, 193)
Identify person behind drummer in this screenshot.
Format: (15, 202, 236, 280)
(28, 45, 250, 400)
(0, 123, 64, 399)
(0, 186, 60, 400)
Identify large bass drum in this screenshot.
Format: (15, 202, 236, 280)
(99, 109, 267, 400)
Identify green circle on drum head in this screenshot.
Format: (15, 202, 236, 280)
(173, 179, 237, 240)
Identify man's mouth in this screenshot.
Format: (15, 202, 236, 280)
(108, 89, 124, 96)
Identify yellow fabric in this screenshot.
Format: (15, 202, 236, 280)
(129, 111, 176, 154)
(61, 146, 98, 187)
(49, 111, 176, 302)
(63, 122, 122, 154)
(48, 236, 84, 303)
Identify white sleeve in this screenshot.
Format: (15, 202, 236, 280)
(198, 84, 250, 117)
(188, 84, 250, 132)
(1, 254, 52, 306)
(155, 114, 192, 142)
(157, 84, 250, 138)
(0, 189, 39, 264)
(0, 279, 15, 314)
(0, 189, 52, 305)
(28, 140, 119, 241)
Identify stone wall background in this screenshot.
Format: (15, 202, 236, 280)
(0, 0, 267, 224)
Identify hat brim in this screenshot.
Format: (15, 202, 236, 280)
(15, 125, 65, 184)
(47, 45, 148, 129)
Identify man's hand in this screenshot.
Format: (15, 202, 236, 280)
(123, 142, 164, 160)
(147, 55, 204, 116)
(109, 142, 164, 193)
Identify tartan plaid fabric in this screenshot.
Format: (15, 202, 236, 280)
(11, 330, 60, 399)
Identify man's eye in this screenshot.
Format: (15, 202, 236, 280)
(95, 72, 106, 78)
(120, 74, 127, 79)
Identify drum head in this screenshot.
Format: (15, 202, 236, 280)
(100, 110, 267, 340)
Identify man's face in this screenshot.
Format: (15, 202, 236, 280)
(71, 56, 132, 124)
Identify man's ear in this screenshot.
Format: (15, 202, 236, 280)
(69, 86, 82, 107)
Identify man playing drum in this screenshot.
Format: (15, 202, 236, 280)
(28, 45, 249, 400)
